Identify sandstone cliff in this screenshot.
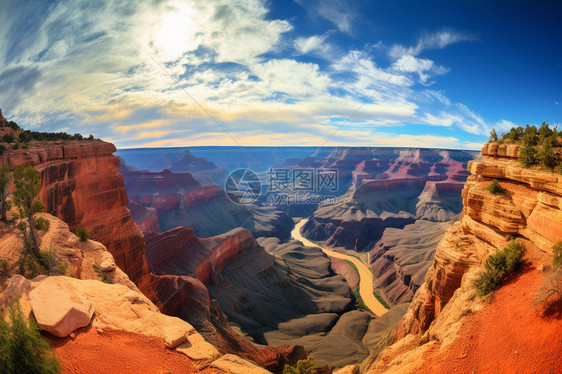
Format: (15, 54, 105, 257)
(0, 141, 157, 303)
(366, 142, 562, 373)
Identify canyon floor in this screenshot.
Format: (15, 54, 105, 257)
(292, 219, 388, 316)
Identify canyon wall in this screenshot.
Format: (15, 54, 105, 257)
(301, 148, 475, 252)
(121, 166, 293, 238)
(367, 142, 562, 373)
(0, 141, 157, 302)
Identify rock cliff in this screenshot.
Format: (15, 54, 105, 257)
(367, 142, 562, 373)
(121, 166, 293, 238)
(0, 141, 158, 303)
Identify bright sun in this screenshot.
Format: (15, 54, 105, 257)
(150, 1, 200, 61)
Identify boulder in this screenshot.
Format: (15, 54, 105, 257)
(29, 279, 94, 337)
(210, 354, 273, 374)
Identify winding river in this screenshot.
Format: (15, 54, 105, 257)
(291, 219, 388, 317)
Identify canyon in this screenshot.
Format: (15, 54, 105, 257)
(3, 119, 558, 374)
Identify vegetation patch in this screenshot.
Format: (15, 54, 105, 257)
(490, 122, 561, 171)
(473, 240, 525, 296)
(283, 359, 324, 374)
(75, 226, 90, 241)
(486, 179, 505, 194)
(535, 242, 562, 310)
(0, 299, 61, 374)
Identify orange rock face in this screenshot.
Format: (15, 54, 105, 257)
(0, 141, 158, 303)
(394, 144, 562, 339)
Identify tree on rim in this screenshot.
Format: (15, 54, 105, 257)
(0, 164, 10, 221)
(12, 166, 44, 260)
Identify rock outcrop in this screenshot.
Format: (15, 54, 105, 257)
(121, 166, 293, 238)
(367, 142, 562, 373)
(0, 141, 157, 303)
(29, 279, 95, 337)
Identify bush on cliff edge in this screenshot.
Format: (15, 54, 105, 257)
(0, 299, 61, 374)
(474, 240, 525, 296)
(486, 179, 505, 194)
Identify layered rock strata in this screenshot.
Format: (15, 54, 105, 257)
(0, 142, 157, 302)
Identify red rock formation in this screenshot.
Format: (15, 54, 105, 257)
(147, 231, 307, 371)
(145, 226, 258, 285)
(0, 141, 158, 304)
(127, 201, 161, 233)
(0, 109, 6, 127)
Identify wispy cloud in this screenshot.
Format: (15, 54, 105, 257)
(294, 0, 358, 35)
(389, 30, 473, 59)
(0, 0, 503, 150)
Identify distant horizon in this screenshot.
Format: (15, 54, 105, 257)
(116, 144, 482, 152)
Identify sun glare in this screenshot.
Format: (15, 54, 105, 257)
(149, 1, 200, 61)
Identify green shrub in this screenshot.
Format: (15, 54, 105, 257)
(0, 299, 61, 374)
(6, 121, 20, 131)
(283, 359, 320, 374)
(538, 121, 554, 139)
(474, 240, 525, 296)
(0, 145, 5, 155)
(2, 133, 14, 143)
(519, 144, 538, 166)
(12, 143, 19, 150)
(501, 126, 524, 142)
(18, 132, 30, 143)
(489, 128, 498, 142)
(34, 217, 50, 231)
(486, 179, 505, 194)
(101, 273, 112, 284)
(553, 242, 562, 268)
(75, 226, 90, 241)
(22, 254, 46, 279)
(537, 136, 559, 170)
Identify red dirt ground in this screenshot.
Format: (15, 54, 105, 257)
(48, 327, 226, 374)
(418, 266, 562, 374)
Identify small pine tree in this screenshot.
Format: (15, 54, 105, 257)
(537, 135, 559, 170)
(489, 128, 498, 142)
(12, 166, 44, 260)
(538, 121, 553, 139)
(0, 164, 11, 221)
(474, 240, 525, 295)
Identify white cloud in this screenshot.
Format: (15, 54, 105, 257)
(295, 35, 328, 54)
(389, 30, 472, 59)
(392, 55, 450, 83)
(0, 0, 502, 150)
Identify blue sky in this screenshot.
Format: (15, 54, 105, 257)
(0, 0, 560, 149)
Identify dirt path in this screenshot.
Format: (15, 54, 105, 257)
(292, 219, 388, 316)
(48, 327, 225, 374)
